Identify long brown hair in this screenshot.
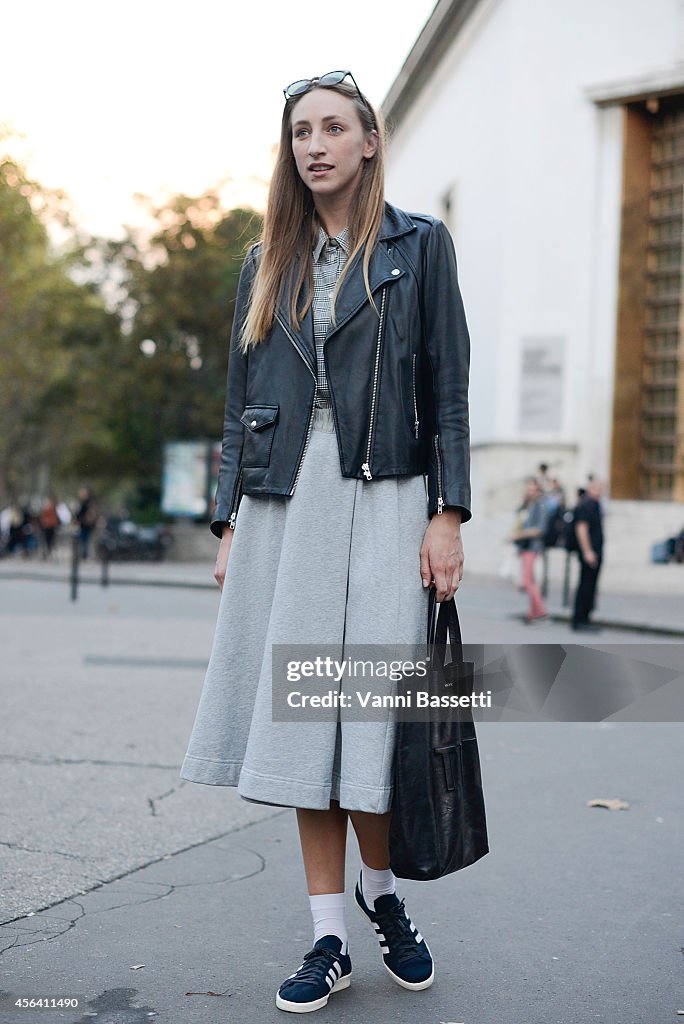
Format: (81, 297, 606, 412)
(239, 81, 386, 353)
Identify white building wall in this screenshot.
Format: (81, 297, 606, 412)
(384, 0, 512, 445)
(384, 0, 684, 581)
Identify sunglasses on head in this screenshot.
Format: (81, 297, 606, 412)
(283, 70, 373, 117)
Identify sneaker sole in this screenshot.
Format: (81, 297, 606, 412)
(383, 958, 434, 991)
(354, 893, 435, 991)
(275, 974, 351, 1013)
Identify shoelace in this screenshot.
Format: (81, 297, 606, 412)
(374, 898, 424, 963)
(285, 946, 342, 987)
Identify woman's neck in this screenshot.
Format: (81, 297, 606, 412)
(314, 196, 350, 238)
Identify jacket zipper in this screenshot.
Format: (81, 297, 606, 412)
(273, 313, 321, 497)
(227, 466, 244, 529)
(361, 287, 388, 481)
(275, 312, 317, 382)
(433, 434, 444, 514)
(289, 384, 318, 495)
(411, 353, 419, 438)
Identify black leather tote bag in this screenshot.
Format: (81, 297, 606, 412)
(389, 587, 489, 880)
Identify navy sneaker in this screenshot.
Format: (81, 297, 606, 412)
(354, 874, 434, 990)
(275, 934, 352, 1013)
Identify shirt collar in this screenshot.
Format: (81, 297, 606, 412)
(313, 224, 349, 262)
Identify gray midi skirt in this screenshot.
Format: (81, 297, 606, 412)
(179, 404, 430, 813)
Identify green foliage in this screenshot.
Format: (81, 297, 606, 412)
(0, 140, 262, 519)
(0, 150, 120, 506)
(89, 195, 262, 514)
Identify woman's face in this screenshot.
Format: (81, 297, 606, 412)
(290, 87, 377, 204)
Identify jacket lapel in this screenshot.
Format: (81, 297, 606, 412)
(276, 203, 417, 365)
(276, 262, 317, 377)
(326, 203, 416, 338)
(325, 243, 403, 340)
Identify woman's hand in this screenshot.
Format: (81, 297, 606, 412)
(420, 509, 464, 602)
(214, 528, 234, 590)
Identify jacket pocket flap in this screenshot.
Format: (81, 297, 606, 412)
(240, 405, 279, 431)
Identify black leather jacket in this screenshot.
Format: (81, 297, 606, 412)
(210, 202, 471, 538)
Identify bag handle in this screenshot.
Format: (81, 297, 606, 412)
(427, 586, 463, 670)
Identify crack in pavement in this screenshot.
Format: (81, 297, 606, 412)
(68, 883, 176, 920)
(0, 851, 266, 957)
(0, 840, 89, 863)
(142, 845, 268, 893)
(0, 897, 88, 954)
(0, 888, 170, 956)
(147, 782, 186, 817)
(0, 932, 21, 955)
(0, 815, 282, 959)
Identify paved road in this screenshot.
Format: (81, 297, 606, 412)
(0, 573, 682, 1023)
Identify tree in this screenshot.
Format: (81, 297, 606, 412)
(92, 193, 262, 515)
(0, 147, 120, 508)
(0, 144, 262, 519)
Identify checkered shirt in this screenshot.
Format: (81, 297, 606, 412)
(311, 224, 349, 408)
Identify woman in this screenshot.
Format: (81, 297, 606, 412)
(39, 494, 60, 559)
(180, 70, 472, 1013)
(510, 477, 549, 623)
(74, 486, 97, 560)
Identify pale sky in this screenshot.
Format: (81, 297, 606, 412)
(1, 0, 437, 238)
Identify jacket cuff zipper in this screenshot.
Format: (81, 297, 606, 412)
(227, 466, 244, 530)
(433, 433, 444, 515)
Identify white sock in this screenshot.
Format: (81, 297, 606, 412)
(309, 892, 348, 954)
(361, 860, 396, 909)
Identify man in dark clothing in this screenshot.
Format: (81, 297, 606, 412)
(75, 486, 98, 560)
(572, 478, 604, 632)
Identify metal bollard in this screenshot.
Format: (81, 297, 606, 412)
(101, 545, 110, 587)
(541, 550, 549, 599)
(70, 530, 80, 602)
(562, 550, 572, 608)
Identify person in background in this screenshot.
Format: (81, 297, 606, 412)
(537, 462, 552, 494)
(665, 524, 684, 562)
(510, 477, 549, 623)
(539, 475, 567, 551)
(8, 506, 37, 557)
(7, 505, 27, 556)
(39, 494, 60, 559)
(0, 505, 12, 555)
(572, 478, 604, 632)
(546, 476, 565, 513)
(75, 486, 98, 560)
